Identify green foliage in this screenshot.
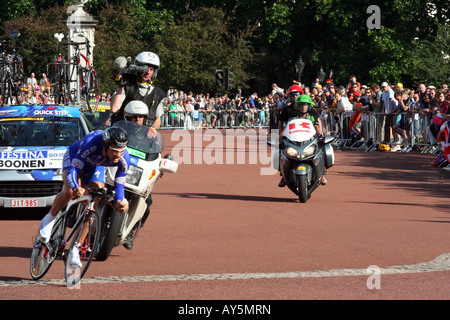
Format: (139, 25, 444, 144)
(153, 7, 255, 94)
(1, 6, 67, 77)
(410, 24, 450, 86)
(1, 0, 449, 95)
(93, 3, 145, 93)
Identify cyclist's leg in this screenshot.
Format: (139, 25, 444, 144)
(69, 166, 105, 266)
(65, 211, 100, 285)
(38, 169, 73, 241)
(51, 170, 76, 215)
(38, 150, 79, 241)
(81, 166, 105, 211)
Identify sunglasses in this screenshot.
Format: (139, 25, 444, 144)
(109, 146, 126, 153)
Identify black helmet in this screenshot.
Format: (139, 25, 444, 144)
(102, 127, 128, 149)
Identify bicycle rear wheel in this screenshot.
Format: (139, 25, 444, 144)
(65, 210, 100, 286)
(79, 65, 99, 113)
(30, 215, 66, 280)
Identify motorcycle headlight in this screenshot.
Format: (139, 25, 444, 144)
(126, 165, 143, 186)
(286, 147, 299, 158)
(302, 145, 316, 157)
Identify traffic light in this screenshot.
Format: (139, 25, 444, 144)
(215, 69, 224, 88)
(224, 67, 233, 90)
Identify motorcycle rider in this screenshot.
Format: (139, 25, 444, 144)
(110, 51, 166, 130)
(37, 126, 131, 267)
(278, 94, 328, 187)
(120, 100, 157, 250)
(123, 100, 157, 137)
(282, 84, 304, 111)
(272, 83, 304, 133)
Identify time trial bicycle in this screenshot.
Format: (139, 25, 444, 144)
(30, 187, 115, 286)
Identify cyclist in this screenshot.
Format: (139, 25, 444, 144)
(110, 51, 166, 130)
(278, 94, 328, 187)
(38, 126, 131, 266)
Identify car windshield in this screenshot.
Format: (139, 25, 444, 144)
(83, 110, 111, 130)
(0, 118, 81, 147)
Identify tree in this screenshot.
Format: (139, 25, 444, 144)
(93, 3, 145, 94)
(0, 0, 69, 28)
(1, 6, 67, 78)
(152, 7, 256, 94)
(410, 24, 450, 85)
(2, 0, 449, 95)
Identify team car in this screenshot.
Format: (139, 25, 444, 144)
(0, 105, 93, 209)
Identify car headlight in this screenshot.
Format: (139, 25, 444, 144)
(286, 147, 299, 158)
(126, 165, 143, 186)
(302, 145, 316, 157)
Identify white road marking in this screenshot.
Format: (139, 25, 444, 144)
(2, 253, 449, 287)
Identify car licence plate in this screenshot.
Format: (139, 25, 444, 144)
(6, 199, 45, 208)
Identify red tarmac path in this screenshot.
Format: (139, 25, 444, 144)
(0, 129, 449, 301)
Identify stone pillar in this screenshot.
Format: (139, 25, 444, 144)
(66, 0, 97, 103)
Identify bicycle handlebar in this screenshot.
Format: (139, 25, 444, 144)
(64, 41, 94, 48)
(84, 186, 115, 200)
(64, 41, 86, 46)
(84, 186, 122, 209)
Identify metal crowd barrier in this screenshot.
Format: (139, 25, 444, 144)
(160, 109, 271, 130)
(326, 111, 442, 155)
(160, 107, 446, 162)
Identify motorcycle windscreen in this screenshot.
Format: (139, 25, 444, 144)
(283, 118, 315, 142)
(113, 120, 164, 157)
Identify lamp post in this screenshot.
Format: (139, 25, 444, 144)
(317, 66, 325, 83)
(294, 55, 305, 82)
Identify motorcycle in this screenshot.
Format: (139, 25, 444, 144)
(95, 120, 178, 261)
(273, 117, 335, 203)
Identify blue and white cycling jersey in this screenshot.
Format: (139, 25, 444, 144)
(63, 130, 130, 202)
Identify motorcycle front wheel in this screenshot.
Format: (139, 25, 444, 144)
(297, 175, 308, 203)
(95, 203, 125, 261)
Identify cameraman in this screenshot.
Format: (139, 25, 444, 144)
(110, 52, 166, 129)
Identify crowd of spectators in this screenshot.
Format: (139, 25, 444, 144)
(1, 70, 448, 164)
(0, 72, 55, 105)
(153, 76, 449, 163)
(159, 88, 273, 130)
(4, 72, 449, 148)
(152, 76, 450, 149)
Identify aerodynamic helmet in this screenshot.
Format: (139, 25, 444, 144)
(102, 126, 129, 149)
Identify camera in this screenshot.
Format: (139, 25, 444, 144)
(114, 56, 149, 85)
(121, 63, 149, 84)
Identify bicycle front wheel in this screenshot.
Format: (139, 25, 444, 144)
(30, 215, 66, 280)
(30, 238, 54, 280)
(65, 210, 100, 287)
